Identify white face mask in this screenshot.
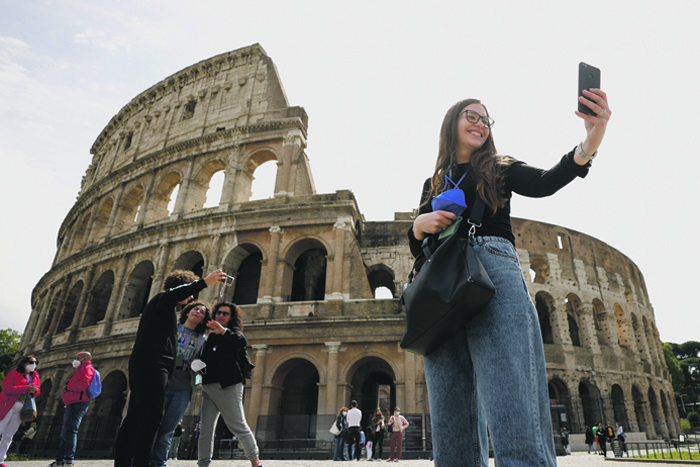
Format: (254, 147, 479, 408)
(342, 411, 348, 416)
(25, 364, 36, 372)
(190, 360, 207, 373)
(72, 360, 81, 368)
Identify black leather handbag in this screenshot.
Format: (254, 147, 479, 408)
(400, 195, 496, 357)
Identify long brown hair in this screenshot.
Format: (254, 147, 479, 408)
(426, 98, 512, 215)
(213, 301, 243, 331)
(178, 301, 211, 334)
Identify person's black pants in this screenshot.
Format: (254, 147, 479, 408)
(373, 432, 384, 459)
(347, 426, 362, 460)
(114, 367, 169, 467)
(599, 438, 607, 457)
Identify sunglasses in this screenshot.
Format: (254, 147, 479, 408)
(216, 310, 230, 317)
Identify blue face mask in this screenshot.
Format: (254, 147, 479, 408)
(431, 171, 467, 216)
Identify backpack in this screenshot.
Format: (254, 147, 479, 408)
(85, 368, 102, 399)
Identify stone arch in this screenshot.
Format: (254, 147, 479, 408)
(71, 212, 91, 254)
(147, 171, 182, 222)
(592, 298, 609, 346)
(36, 378, 53, 417)
(236, 148, 279, 203)
(117, 260, 155, 320)
(578, 381, 603, 429)
(221, 244, 264, 305)
(282, 237, 329, 302)
(345, 355, 398, 426)
(56, 280, 84, 334)
(632, 384, 650, 434)
(565, 294, 583, 347)
(535, 291, 555, 345)
(548, 378, 572, 433)
(172, 250, 205, 282)
(82, 270, 115, 327)
(186, 159, 226, 212)
(367, 264, 396, 299)
(614, 304, 630, 347)
(264, 356, 321, 441)
(528, 254, 550, 284)
(611, 384, 629, 430)
(86, 369, 128, 448)
(88, 198, 114, 244)
(113, 184, 144, 232)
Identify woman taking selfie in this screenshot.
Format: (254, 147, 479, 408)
(198, 301, 262, 467)
(0, 355, 40, 464)
(150, 301, 211, 467)
(409, 88, 610, 466)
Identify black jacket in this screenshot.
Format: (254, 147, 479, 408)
(201, 327, 249, 388)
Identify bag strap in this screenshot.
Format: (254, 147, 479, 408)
(466, 193, 486, 238)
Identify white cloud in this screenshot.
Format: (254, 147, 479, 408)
(74, 27, 128, 53)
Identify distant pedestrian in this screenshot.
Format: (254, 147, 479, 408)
(585, 425, 595, 454)
(616, 423, 626, 455)
(49, 351, 96, 467)
(346, 400, 362, 461)
(387, 406, 409, 461)
(560, 427, 570, 455)
(364, 425, 374, 460)
(333, 407, 348, 461)
(168, 420, 183, 460)
(371, 408, 385, 460)
(0, 355, 40, 465)
(597, 422, 607, 457)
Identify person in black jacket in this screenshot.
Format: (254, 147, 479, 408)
(114, 268, 226, 467)
(198, 301, 262, 467)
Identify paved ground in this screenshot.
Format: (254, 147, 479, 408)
(3, 453, 694, 467)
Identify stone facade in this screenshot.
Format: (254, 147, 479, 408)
(17, 44, 679, 451)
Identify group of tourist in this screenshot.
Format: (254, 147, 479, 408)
(0, 351, 97, 467)
(0, 268, 261, 467)
(584, 422, 626, 457)
(333, 404, 409, 462)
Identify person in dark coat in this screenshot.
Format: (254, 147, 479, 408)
(597, 422, 607, 457)
(585, 425, 595, 454)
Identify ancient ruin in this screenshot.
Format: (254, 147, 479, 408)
(17, 44, 679, 456)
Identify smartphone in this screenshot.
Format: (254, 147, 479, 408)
(578, 62, 601, 116)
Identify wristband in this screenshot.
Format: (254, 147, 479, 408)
(577, 142, 597, 161)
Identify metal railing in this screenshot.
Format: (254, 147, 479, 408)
(619, 440, 700, 461)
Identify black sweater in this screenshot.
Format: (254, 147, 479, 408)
(200, 327, 248, 388)
(128, 279, 208, 376)
(408, 149, 588, 255)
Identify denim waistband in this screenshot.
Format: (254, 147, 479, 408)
(473, 236, 511, 246)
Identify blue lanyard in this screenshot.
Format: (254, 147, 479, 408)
(179, 325, 196, 351)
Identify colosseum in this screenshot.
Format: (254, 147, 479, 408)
(15, 43, 679, 458)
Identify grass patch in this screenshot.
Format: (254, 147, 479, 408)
(5, 452, 32, 461)
(631, 451, 700, 460)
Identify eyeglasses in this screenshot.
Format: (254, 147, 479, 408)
(216, 311, 230, 317)
(459, 109, 495, 129)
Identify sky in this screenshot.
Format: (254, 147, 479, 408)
(0, 0, 698, 345)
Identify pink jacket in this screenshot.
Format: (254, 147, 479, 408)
(388, 415, 409, 433)
(0, 368, 41, 420)
(62, 361, 95, 406)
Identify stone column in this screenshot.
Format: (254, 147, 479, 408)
(403, 350, 416, 413)
(260, 226, 282, 303)
(68, 266, 96, 341)
(171, 156, 196, 217)
(248, 344, 268, 431)
(203, 234, 223, 303)
(101, 254, 130, 336)
(149, 242, 171, 301)
(219, 165, 239, 210)
(276, 130, 306, 195)
(329, 217, 353, 301)
(105, 183, 126, 238)
(30, 291, 53, 345)
(135, 170, 157, 226)
(325, 342, 342, 414)
(80, 202, 101, 249)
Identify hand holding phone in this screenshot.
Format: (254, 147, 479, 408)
(578, 62, 601, 116)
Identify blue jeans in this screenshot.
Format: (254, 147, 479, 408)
(150, 388, 192, 467)
(333, 434, 345, 461)
(56, 401, 89, 464)
(424, 237, 556, 467)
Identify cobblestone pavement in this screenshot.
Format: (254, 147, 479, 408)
(3, 453, 691, 467)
